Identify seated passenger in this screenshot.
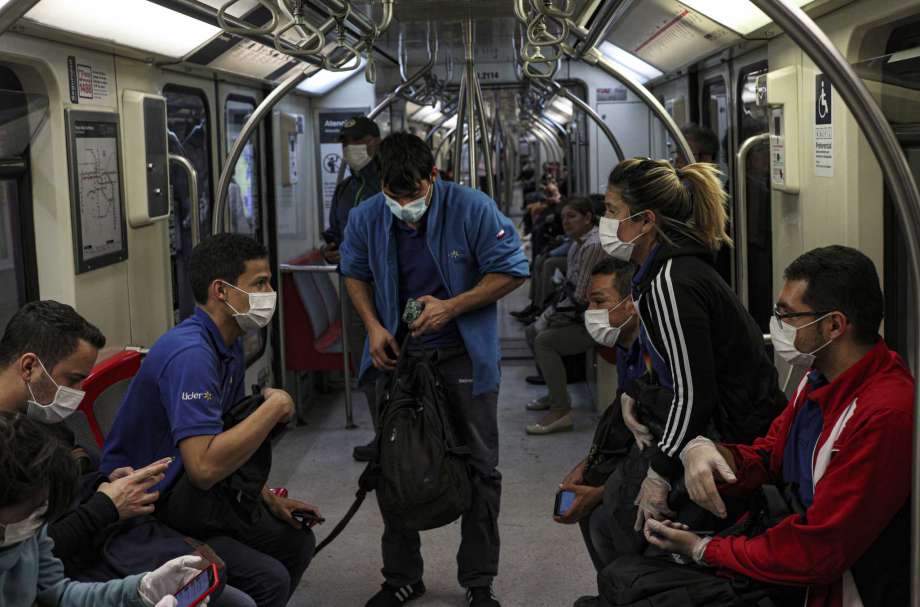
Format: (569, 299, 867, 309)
(0, 411, 208, 607)
(0, 300, 255, 606)
(606, 246, 912, 607)
(525, 197, 607, 434)
(102, 234, 319, 606)
(552, 258, 644, 565)
(599, 158, 785, 532)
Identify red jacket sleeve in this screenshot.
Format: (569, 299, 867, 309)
(705, 406, 912, 586)
(719, 400, 796, 497)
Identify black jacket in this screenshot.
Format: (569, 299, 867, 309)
(634, 238, 785, 481)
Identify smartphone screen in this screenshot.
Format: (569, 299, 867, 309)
(554, 490, 576, 516)
(174, 567, 215, 607)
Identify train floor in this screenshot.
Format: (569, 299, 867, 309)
(271, 286, 603, 606)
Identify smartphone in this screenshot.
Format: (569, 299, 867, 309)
(553, 490, 576, 517)
(292, 509, 325, 526)
(174, 563, 219, 607)
(402, 298, 425, 324)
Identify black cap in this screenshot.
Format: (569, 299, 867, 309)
(339, 116, 380, 142)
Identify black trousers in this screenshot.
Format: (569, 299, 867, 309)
(376, 348, 502, 589)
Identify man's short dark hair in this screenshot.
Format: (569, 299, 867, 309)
(591, 258, 635, 300)
(377, 132, 435, 198)
(682, 123, 720, 162)
(0, 411, 79, 521)
(784, 245, 883, 345)
(0, 301, 105, 369)
(190, 234, 268, 305)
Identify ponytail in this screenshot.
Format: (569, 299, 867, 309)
(607, 158, 731, 251)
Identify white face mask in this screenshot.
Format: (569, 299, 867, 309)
(769, 313, 835, 368)
(0, 503, 47, 547)
(343, 144, 372, 172)
(222, 281, 277, 332)
(598, 213, 647, 261)
(584, 297, 633, 347)
(26, 358, 84, 424)
(385, 182, 432, 224)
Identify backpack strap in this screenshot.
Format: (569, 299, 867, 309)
(314, 461, 378, 554)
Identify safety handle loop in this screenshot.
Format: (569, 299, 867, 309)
(217, 0, 279, 36)
(526, 14, 568, 46)
(524, 58, 559, 80)
(530, 0, 574, 19)
(323, 1, 361, 72)
(274, 12, 326, 57)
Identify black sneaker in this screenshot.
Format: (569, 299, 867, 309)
(365, 581, 426, 606)
(467, 585, 500, 607)
(353, 441, 376, 462)
(510, 304, 538, 319)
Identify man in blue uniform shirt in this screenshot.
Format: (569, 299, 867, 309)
(339, 132, 529, 607)
(321, 115, 383, 462)
(102, 234, 319, 607)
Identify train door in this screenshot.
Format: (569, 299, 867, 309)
(594, 96, 651, 192)
(0, 65, 41, 327)
(735, 61, 773, 332)
(163, 82, 216, 324)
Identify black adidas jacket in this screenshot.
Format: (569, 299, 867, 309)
(633, 239, 786, 481)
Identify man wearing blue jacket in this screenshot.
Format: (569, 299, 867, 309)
(340, 132, 528, 607)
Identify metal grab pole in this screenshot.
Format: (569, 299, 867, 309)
(425, 111, 457, 142)
(471, 70, 496, 199)
(463, 20, 478, 191)
(734, 133, 769, 310)
(453, 72, 468, 184)
(436, 125, 458, 167)
(743, 5, 920, 605)
(168, 154, 201, 246)
(280, 264, 356, 429)
(550, 81, 625, 162)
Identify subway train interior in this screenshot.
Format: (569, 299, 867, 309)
(1, 0, 920, 605)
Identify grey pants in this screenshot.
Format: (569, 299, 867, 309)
(525, 318, 596, 409)
(529, 254, 567, 309)
(343, 293, 379, 430)
(377, 349, 501, 589)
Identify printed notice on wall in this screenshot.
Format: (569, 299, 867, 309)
(317, 110, 367, 229)
(770, 107, 786, 187)
(814, 73, 833, 177)
(66, 56, 111, 104)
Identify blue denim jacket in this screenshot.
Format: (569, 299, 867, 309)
(339, 179, 529, 395)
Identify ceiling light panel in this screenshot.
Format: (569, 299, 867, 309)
(678, 0, 811, 36)
(25, 0, 220, 58)
(598, 41, 663, 83)
(296, 59, 366, 95)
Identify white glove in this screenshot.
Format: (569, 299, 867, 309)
(633, 467, 676, 531)
(155, 598, 177, 607)
(139, 555, 208, 607)
(621, 393, 654, 451)
(679, 436, 737, 519)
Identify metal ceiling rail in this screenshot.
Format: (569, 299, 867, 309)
(215, 3, 396, 234)
(742, 4, 920, 605)
(547, 80, 625, 162)
(0, 0, 41, 36)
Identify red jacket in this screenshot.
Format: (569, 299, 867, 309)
(704, 339, 914, 607)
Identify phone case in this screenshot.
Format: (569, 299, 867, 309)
(175, 563, 219, 607)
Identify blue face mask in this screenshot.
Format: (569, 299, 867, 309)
(385, 182, 432, 223)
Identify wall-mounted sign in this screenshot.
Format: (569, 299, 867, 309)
(66, 56, 111, 104)
(317, 109, 368, 229)
(65, 110, 128, 273)
(814, 73, 833, 177)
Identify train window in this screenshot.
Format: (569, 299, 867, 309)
(736, 62, 772, 332)
(0, 65, 40, 328)
(164, 85, 213, 323)
(701, 76, 729, 174)
(225, 96, 262, 242)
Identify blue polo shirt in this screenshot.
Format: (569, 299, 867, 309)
(101, 307, 245, 491)
(394, 216, 462, 348)
(633, 245, 672, 389)
(782, 369, 828, 508)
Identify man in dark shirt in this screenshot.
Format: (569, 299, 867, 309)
(321, 116, 383, 462)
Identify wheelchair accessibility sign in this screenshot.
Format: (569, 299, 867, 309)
(815, 74, 833, 177)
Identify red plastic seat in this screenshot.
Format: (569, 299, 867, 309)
(282, 250, 350, 373)
(76, 349, 143, 448)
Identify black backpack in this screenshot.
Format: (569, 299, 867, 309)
(373, 342, 472, 531)
(159, 391, 285, 538)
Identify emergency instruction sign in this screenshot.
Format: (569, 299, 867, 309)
(814, 74, 833, 177)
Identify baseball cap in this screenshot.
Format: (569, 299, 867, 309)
(340, 116, 380, 142)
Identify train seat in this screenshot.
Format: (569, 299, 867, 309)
(282, 250, 348, 374)
(65, 349, 143, 453)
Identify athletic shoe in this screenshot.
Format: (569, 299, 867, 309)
(525, 374, 546, 385)
(467, 585, 500, 607)
(365, 581, 426, 606)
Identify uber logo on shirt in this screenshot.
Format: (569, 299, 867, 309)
(182, 391, 214, 401)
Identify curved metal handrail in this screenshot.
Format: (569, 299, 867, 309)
(744, 4, 920, 604)
(735, 133, 770, 310)
(218, 0, 278, 35)
(168, 154, 201, 247)
(549, 81, 625, 162)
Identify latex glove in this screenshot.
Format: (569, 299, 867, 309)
(643, 519, 710, 564)
(679, 436, 737, 519)
(621, 393, 654, 451)
(633, 467, 676, 531)
(139, 555, 208, 607)
(155, 596, 210, 607)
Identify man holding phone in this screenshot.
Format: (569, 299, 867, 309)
(321, 115, 383, 462)
(339, 132, 528, 607)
